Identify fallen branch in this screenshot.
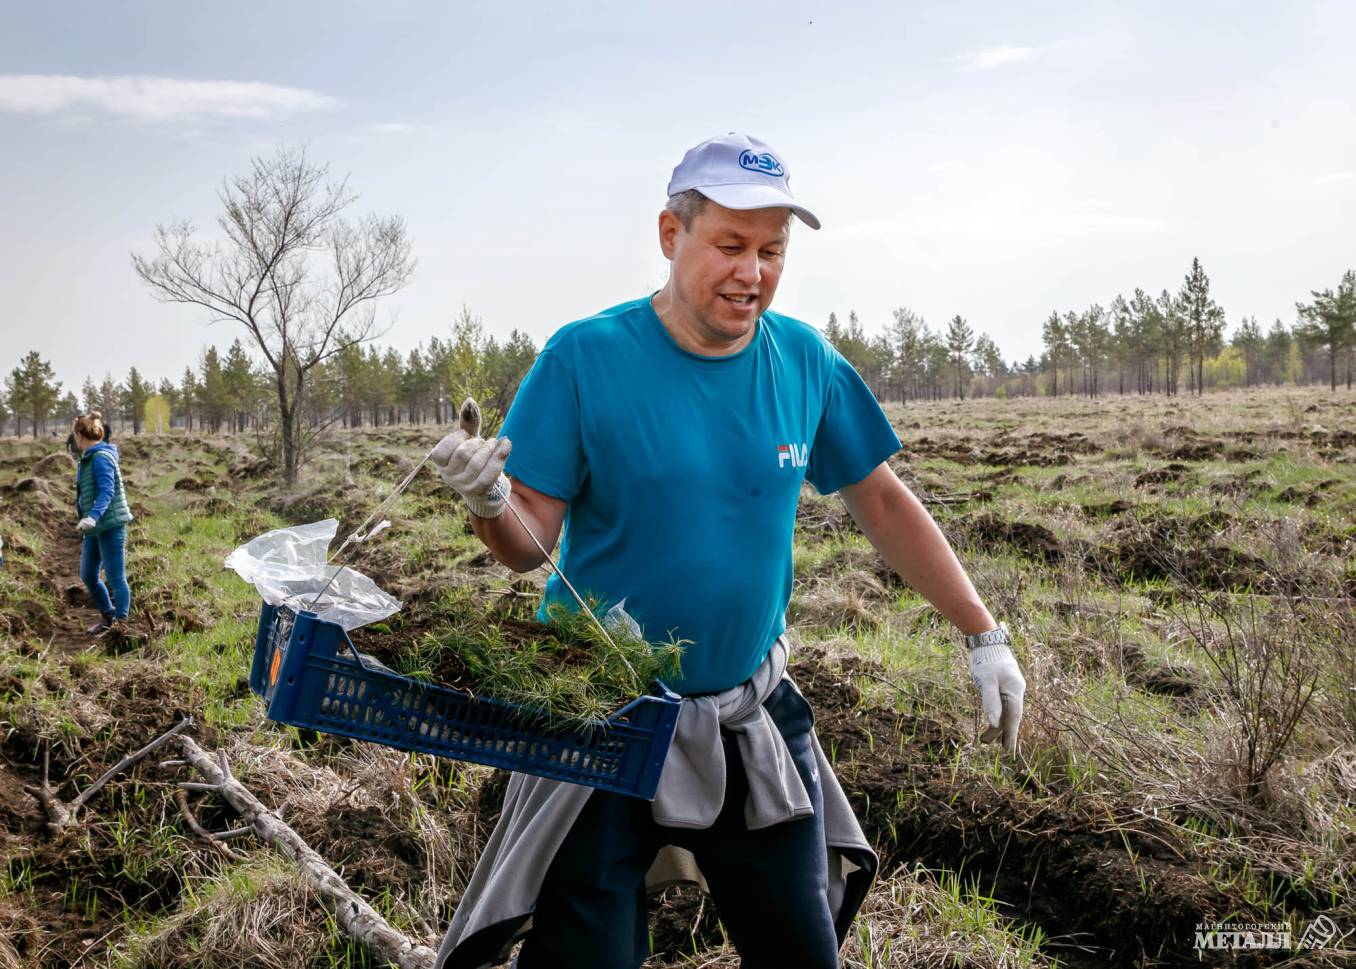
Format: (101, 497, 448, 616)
(172, 734, 436, 969)
(25, 717, 193, 834)
(172, 789, 249, 862)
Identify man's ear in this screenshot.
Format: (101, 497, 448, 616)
(658, 209, 682, 260)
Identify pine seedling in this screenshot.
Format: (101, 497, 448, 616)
(399, 591, 686, 724)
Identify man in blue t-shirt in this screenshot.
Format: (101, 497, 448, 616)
(430, 133, 1027, 969)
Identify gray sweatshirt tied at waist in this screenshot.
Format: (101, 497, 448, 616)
(433, 636, 878, 968)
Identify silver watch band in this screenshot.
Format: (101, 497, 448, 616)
(964, 622, 1011, 650)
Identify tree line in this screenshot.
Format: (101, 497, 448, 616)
(824, 260, 1356, 401)
(1, 309, 534, 442)
(5, 259, 1354, 443)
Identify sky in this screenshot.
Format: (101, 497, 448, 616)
(2, 1, 1354, 392)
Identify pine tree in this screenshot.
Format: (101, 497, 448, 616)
(5, 351, 62, 438)
(57, 391, 78, 426)
(1109, 295, 1132, 394)
(1231, 317, 1264, 387)
(1263, 320, 1292, 386)
(1157, 290, 1186, 396)
(945, 315, 974, 400)
(98, 374, 121, 430)
(481, 329, 538, 431)
(890, 307, 924, 403)
(380, 347, 403, 424)
(1178, 258, 1226, 395)
(971, 333, 1005, 395)
(866, 332, 894, 400)
(402, 348, 429, 424)
(223, 339, 256, 432)
(2, 369, 22, 437)
(125, 367, 149, 434)
(334, 343, 366, 428)
(834, 311, 880, 395)
(424, 337, 447, 423)
(157, 377, 180, 421)
(444, 305, 490, 407)
(81, 377, 100, 414)
(199, 347, 227, 432)
(823, 311, 843, 347)
(923, 329, 950, 400)
(179, 367, 198, 432)
(1129, 289, 1161, 393)
(1295, 269, 1356, 391)
(1080, 304, 1108, 397)
(1041, 311, 1068, 397)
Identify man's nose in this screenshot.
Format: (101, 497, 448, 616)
(731, 250, 761, 284)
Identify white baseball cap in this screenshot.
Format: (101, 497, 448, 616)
(666, 132, 820, 230)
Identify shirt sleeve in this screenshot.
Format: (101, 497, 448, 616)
(89, 452, 116, 520)
(500, 349, 588, 502)
(805, 348, 902, 495)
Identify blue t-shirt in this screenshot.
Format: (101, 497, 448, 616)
(500, 296, 902, 695)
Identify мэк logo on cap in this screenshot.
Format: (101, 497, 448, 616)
(739, 151, 785, 177)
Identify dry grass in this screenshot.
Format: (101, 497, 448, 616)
(109, 857, 327, 969)
(659, 864, 1052, 969)
(220, 732, 492, 935)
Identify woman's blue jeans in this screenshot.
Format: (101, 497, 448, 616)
(80, 526, 130, 620)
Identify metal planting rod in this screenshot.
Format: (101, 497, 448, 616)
(459, 399, 633, 675)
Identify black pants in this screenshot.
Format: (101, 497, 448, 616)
(515, 680, 840, 969)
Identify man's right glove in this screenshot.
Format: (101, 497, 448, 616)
(429, 398, 513, 519)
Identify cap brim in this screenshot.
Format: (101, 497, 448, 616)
(696, 184, 821, 230)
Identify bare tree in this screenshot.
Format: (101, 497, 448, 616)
(133, 147, 414, 483)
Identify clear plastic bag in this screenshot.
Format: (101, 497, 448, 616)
(603, 597, 643, 640)
(224, 519, 401, 631)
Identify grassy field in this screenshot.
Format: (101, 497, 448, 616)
(1, 387, 1353, 967)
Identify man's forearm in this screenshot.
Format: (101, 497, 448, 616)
(843, 468, 996, 635)
(468, 495, 552, 573)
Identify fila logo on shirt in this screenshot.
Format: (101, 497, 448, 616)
(777, 443, 808, 468)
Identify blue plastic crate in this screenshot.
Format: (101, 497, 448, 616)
(247, 602, 681, 800)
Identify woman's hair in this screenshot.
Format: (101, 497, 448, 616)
(73, 412, 106, 442)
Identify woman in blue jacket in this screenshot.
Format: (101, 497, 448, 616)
(73, 412, 134, 635)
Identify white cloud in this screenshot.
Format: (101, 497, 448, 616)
(0, 74, 338, 122)
(957, 45, 1038, 71)
(370, 122, 413, 134)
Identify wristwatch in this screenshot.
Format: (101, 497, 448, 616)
(964, 622, 1011, 650)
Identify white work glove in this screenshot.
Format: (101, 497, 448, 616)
(76, 517, 97, 533)
(429, 397, 513, 519)
(968, 628, 1026, 755)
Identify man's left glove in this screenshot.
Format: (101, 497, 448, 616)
(967, 624, 1026, 755)
(429, 398, 512, 519)
(76, 517, 97, 533)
